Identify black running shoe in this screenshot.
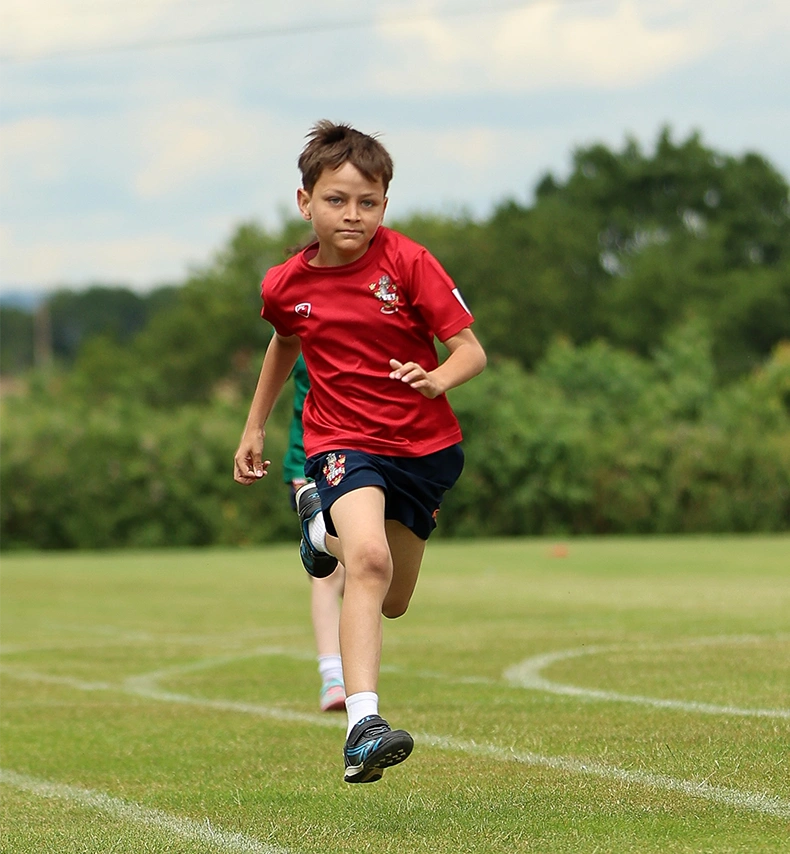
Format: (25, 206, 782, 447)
(295, 482, 338, 579)
(343, 715, 414, 784)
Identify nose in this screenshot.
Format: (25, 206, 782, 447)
(344, 202, 361, 221)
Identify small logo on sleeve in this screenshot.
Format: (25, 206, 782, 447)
(295, 302, 311, 317)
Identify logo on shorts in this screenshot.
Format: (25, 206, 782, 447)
(323, 453, 346, 487)
(368, 275, 401, 314)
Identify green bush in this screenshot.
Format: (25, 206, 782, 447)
(2, 330, 788, 549)
(441, 331, 790, 538)
(0, 394, 297, 550)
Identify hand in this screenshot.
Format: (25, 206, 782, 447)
(389, 358, 442, 399)
(233, 432, 271, 484)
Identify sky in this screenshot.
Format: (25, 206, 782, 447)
(1, 0, 788, 296)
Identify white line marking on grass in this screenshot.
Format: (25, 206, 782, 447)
(418, 734, 790, 820)
(41, 623, 306, 644)
(504, 637, 790, 719)
(123, 646, 317, 687)
(0, 666, 346, 730)
(0, 769, 295, 854)
(0, 626, 306, 656)
(6, 632, 787, 723)
(121, 631, 790, 721)
(126, 683, 347, 730)
(4, 665, 790, 820)
(1, 669, 115, 691)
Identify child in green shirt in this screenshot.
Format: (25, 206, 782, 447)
(284, 353, 347, 713)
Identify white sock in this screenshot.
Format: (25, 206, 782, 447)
(345, 691, 379, 736)
(317, 654, 343, 686)
(307, 511, 328, 553)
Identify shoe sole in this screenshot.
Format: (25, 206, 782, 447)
(344, 730, 414, 784)
(295, 484, 338, 579)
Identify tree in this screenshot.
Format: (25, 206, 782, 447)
(0, 307, 34, 374)
(48, 285, 178, 361)
(62, 221, 310, 406)
(434, 127, 790, 375)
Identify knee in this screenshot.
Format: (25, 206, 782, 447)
(382, 599, 409, 619)
(347, 541, 391, 584)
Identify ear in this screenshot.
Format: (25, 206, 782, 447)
(296, 187, 312, 221)
(380, 196, 389, 222)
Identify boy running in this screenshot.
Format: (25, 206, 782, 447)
(233, 120, 486, 783)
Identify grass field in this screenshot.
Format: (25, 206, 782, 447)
(1, 536, 789, 853)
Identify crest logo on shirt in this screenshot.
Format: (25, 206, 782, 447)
(323, 453, 346, 487)
(295, 302, 311, 318)
(368, 275, 401, 314)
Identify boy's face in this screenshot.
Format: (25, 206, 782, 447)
(297, 161, 387, 266)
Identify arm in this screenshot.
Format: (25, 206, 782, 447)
(233, 332, 302, 484)
(389, 326, 486, 399)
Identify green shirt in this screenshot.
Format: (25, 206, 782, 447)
(282, 353, 310, 483)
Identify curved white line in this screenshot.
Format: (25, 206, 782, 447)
(3, 664, 789, 820)
(7, 629, 787, 720)
(504, 637, 790, 719)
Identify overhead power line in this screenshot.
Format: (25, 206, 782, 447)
(1, 0, 596, 64)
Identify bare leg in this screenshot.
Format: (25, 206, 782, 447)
(326, 487, 390, 696)
(325, 521, 426, 620)
(381, 520, 426, 617)
(310, 563, 346, 656)
(326, 489, 426, 696)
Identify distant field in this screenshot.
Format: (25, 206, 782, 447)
(1, 536, 789, 854)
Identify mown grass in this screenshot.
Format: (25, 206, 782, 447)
(1, 536, 789, 853)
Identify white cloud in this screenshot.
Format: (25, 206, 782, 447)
(0, 0, 363, 59)
(134, 99, 251, 199)
(0, 225, 210, 288)
(0, 117, 67, 196)
(384, 124, 554, 219)
(129, 99, 310, 213)
(1, 0, 788, 292)
(371, 0, 784, 94)
(0, 0, 165, 57)
(499, 0, 707, 88)
(0, 98, 306, 287)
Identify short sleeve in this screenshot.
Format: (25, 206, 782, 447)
(407, 248, 474, 342)
(261, 273, 296, 337)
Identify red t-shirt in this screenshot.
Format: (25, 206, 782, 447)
(261, 227, 474, 458)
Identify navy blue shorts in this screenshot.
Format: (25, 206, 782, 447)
(304, 444, 464, 541)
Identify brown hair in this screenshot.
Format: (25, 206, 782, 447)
(297, 120, 394, 194)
